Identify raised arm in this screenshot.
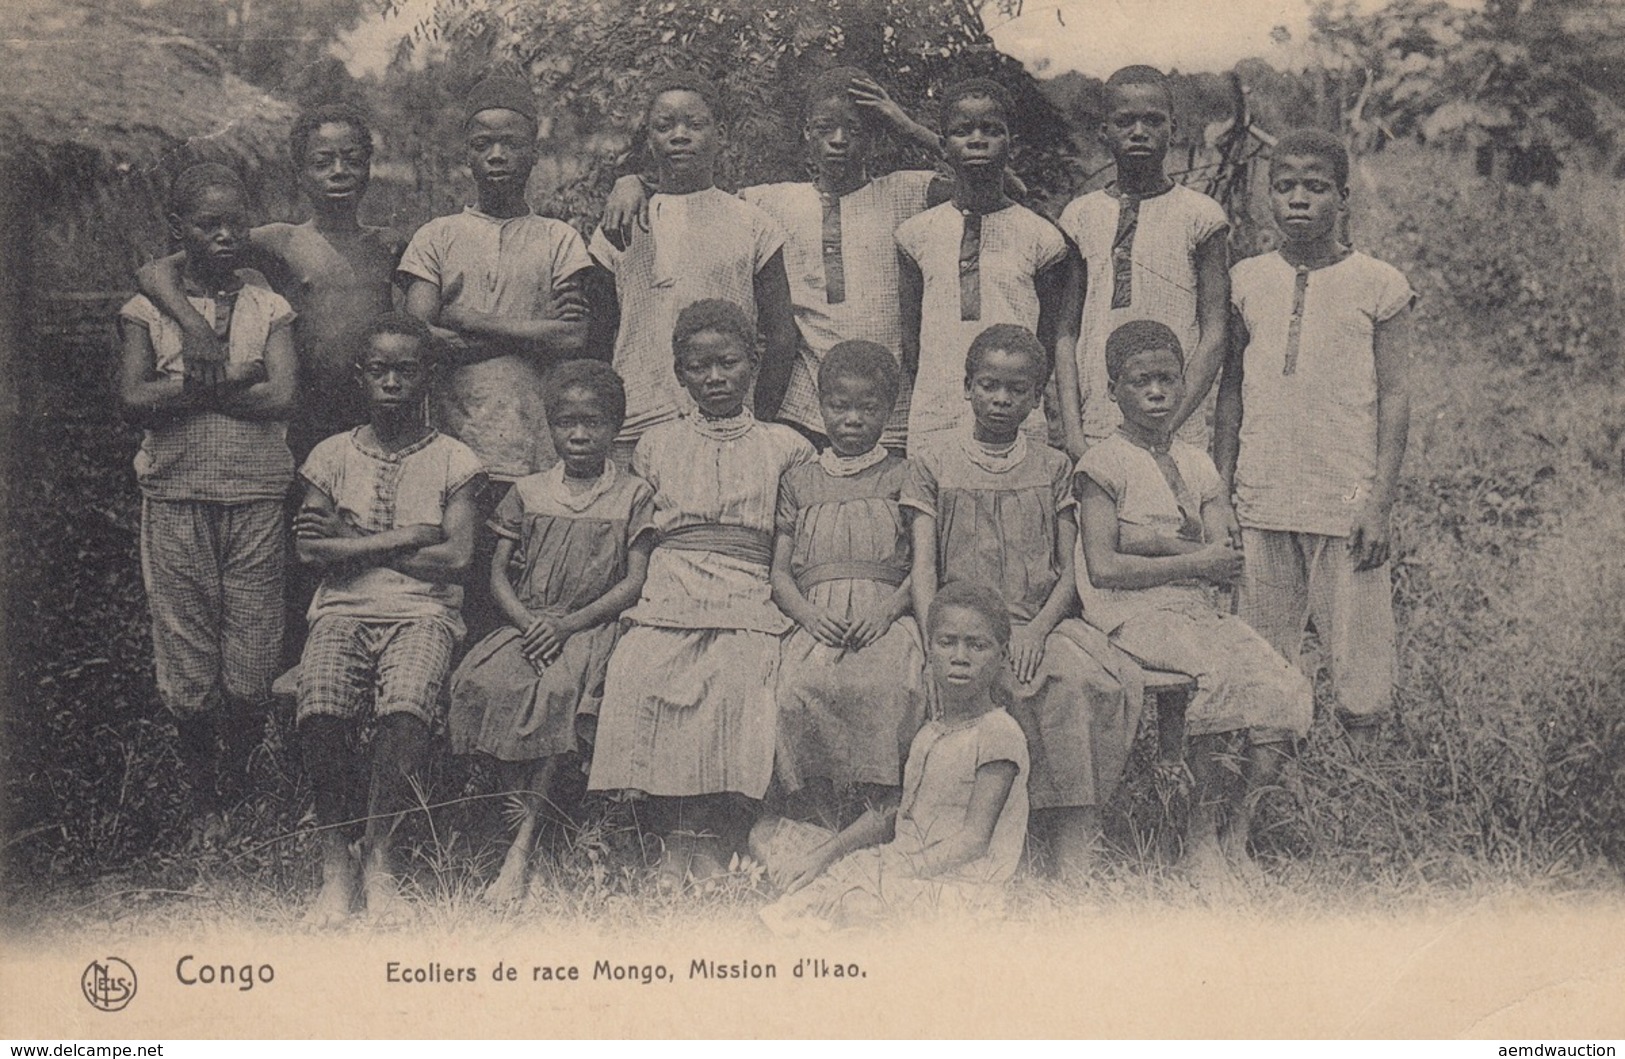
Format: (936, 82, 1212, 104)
(135, 252, 224, 391)
(752, 249, 798, 421)
(915, 758, 1020, 877)
(1350, 305, 1413, 571)
(1171, 231, 1231, 433)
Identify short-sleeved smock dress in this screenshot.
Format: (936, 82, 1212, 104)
(587, 411, 814, 800)
(774, 449, 926, 792)
(448, 462, 655, 761)
(900, 429, 1145, 811)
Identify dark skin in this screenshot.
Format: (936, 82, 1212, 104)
(1213, 153, 1411, 572)
(294, 333, 478, 582)
(119, 185, 296, 426)
(138, 122, 405, 400)
(490, 386, 654, 671)
(898, 94, 1079, 385)
(1054, 82, 1228, 461)
(402, 108, 589, 369)
(762, 604, 1018, 895)
(769, 373, 911, 651)
(587, 89, 798, 418)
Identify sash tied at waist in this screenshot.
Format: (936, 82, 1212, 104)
(797, 560, 908, 590)
(657, 523, 774, 567)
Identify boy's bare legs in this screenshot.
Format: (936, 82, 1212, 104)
(1045, 806, 1102, 878)
(299, 715, 361, 927)
(361, 712, 430, 918)
(1221, 737, 1288, 885)
(486, 756, 560, 905)
(1182, 734, 1233, 888)
(176, 711, 227, 846)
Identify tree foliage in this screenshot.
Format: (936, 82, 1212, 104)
(401, 0, 1076, 224)
(1305, 0, 1625, 171)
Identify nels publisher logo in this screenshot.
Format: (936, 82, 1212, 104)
(81, 957, 137, 1012)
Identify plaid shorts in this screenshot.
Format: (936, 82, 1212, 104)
(296, 615, 456, 725)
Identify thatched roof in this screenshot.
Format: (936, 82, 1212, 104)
(0, 0, 295, 186)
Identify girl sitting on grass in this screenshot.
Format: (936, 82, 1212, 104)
(753, 580, 1028, 933)
(448, 360, 656, 905)
(902, 324, 1142, 877)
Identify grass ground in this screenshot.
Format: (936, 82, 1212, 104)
(3, 145, 1622, 938)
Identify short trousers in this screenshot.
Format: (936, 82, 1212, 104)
(296, 615, 456, 725)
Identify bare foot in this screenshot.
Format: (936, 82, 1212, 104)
(483, 848, 530, 906)
(1180, 840, 1235, 895)
(1220, 829, 1266, 888)
(362, 863, 411, 923)
(304, 855, 359, 930)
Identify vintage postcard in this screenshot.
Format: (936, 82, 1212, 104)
(3, 0, 1624, 1041)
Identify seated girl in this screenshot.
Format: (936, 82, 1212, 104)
(587, 299, 814, 882)
(754, 580, 1028, 933)
(1075, 320, 1311, 886)
(902, 324, 1143, 876)
(448, 360, 655, 904)
(770, 340, 924, 829)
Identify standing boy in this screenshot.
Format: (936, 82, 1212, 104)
(1056, 65, 1230, 459)
(399, 71, 593, 485)
(1215, 129, 1415, 745)
(294, 311, 483, 925)
(139, 102, 406, 462)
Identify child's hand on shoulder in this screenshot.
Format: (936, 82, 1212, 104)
(601, 174, 651, 253)
(1009, 626, 1048, 685)
(1193, 542, 1244, 586)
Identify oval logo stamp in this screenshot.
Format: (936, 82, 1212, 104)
(81, 957, 137, 1012)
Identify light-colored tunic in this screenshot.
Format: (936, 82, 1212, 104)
(741, 171, 935, 447)
(120, 285, 296, 503)
(1229, 250, 1414, 538)
(1058, 184, 1228, 445)
(774, 454, 925, 790)
(300, 427, 485, 639)
(758, 708, 1029, 929)
(894, 201, 1068, 447)
(901, 431, 1144, 809)
(1076, 433, 1311, 740)
(397, 207, 593, 481)
(448, 463, 655, 761)
(588, 188, 786, 443)
(588, 413, 813, 799)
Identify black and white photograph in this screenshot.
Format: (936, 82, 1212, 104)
(2, 0, 1623, 1041)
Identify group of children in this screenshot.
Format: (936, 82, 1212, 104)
(116, 59, 1413, 930)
